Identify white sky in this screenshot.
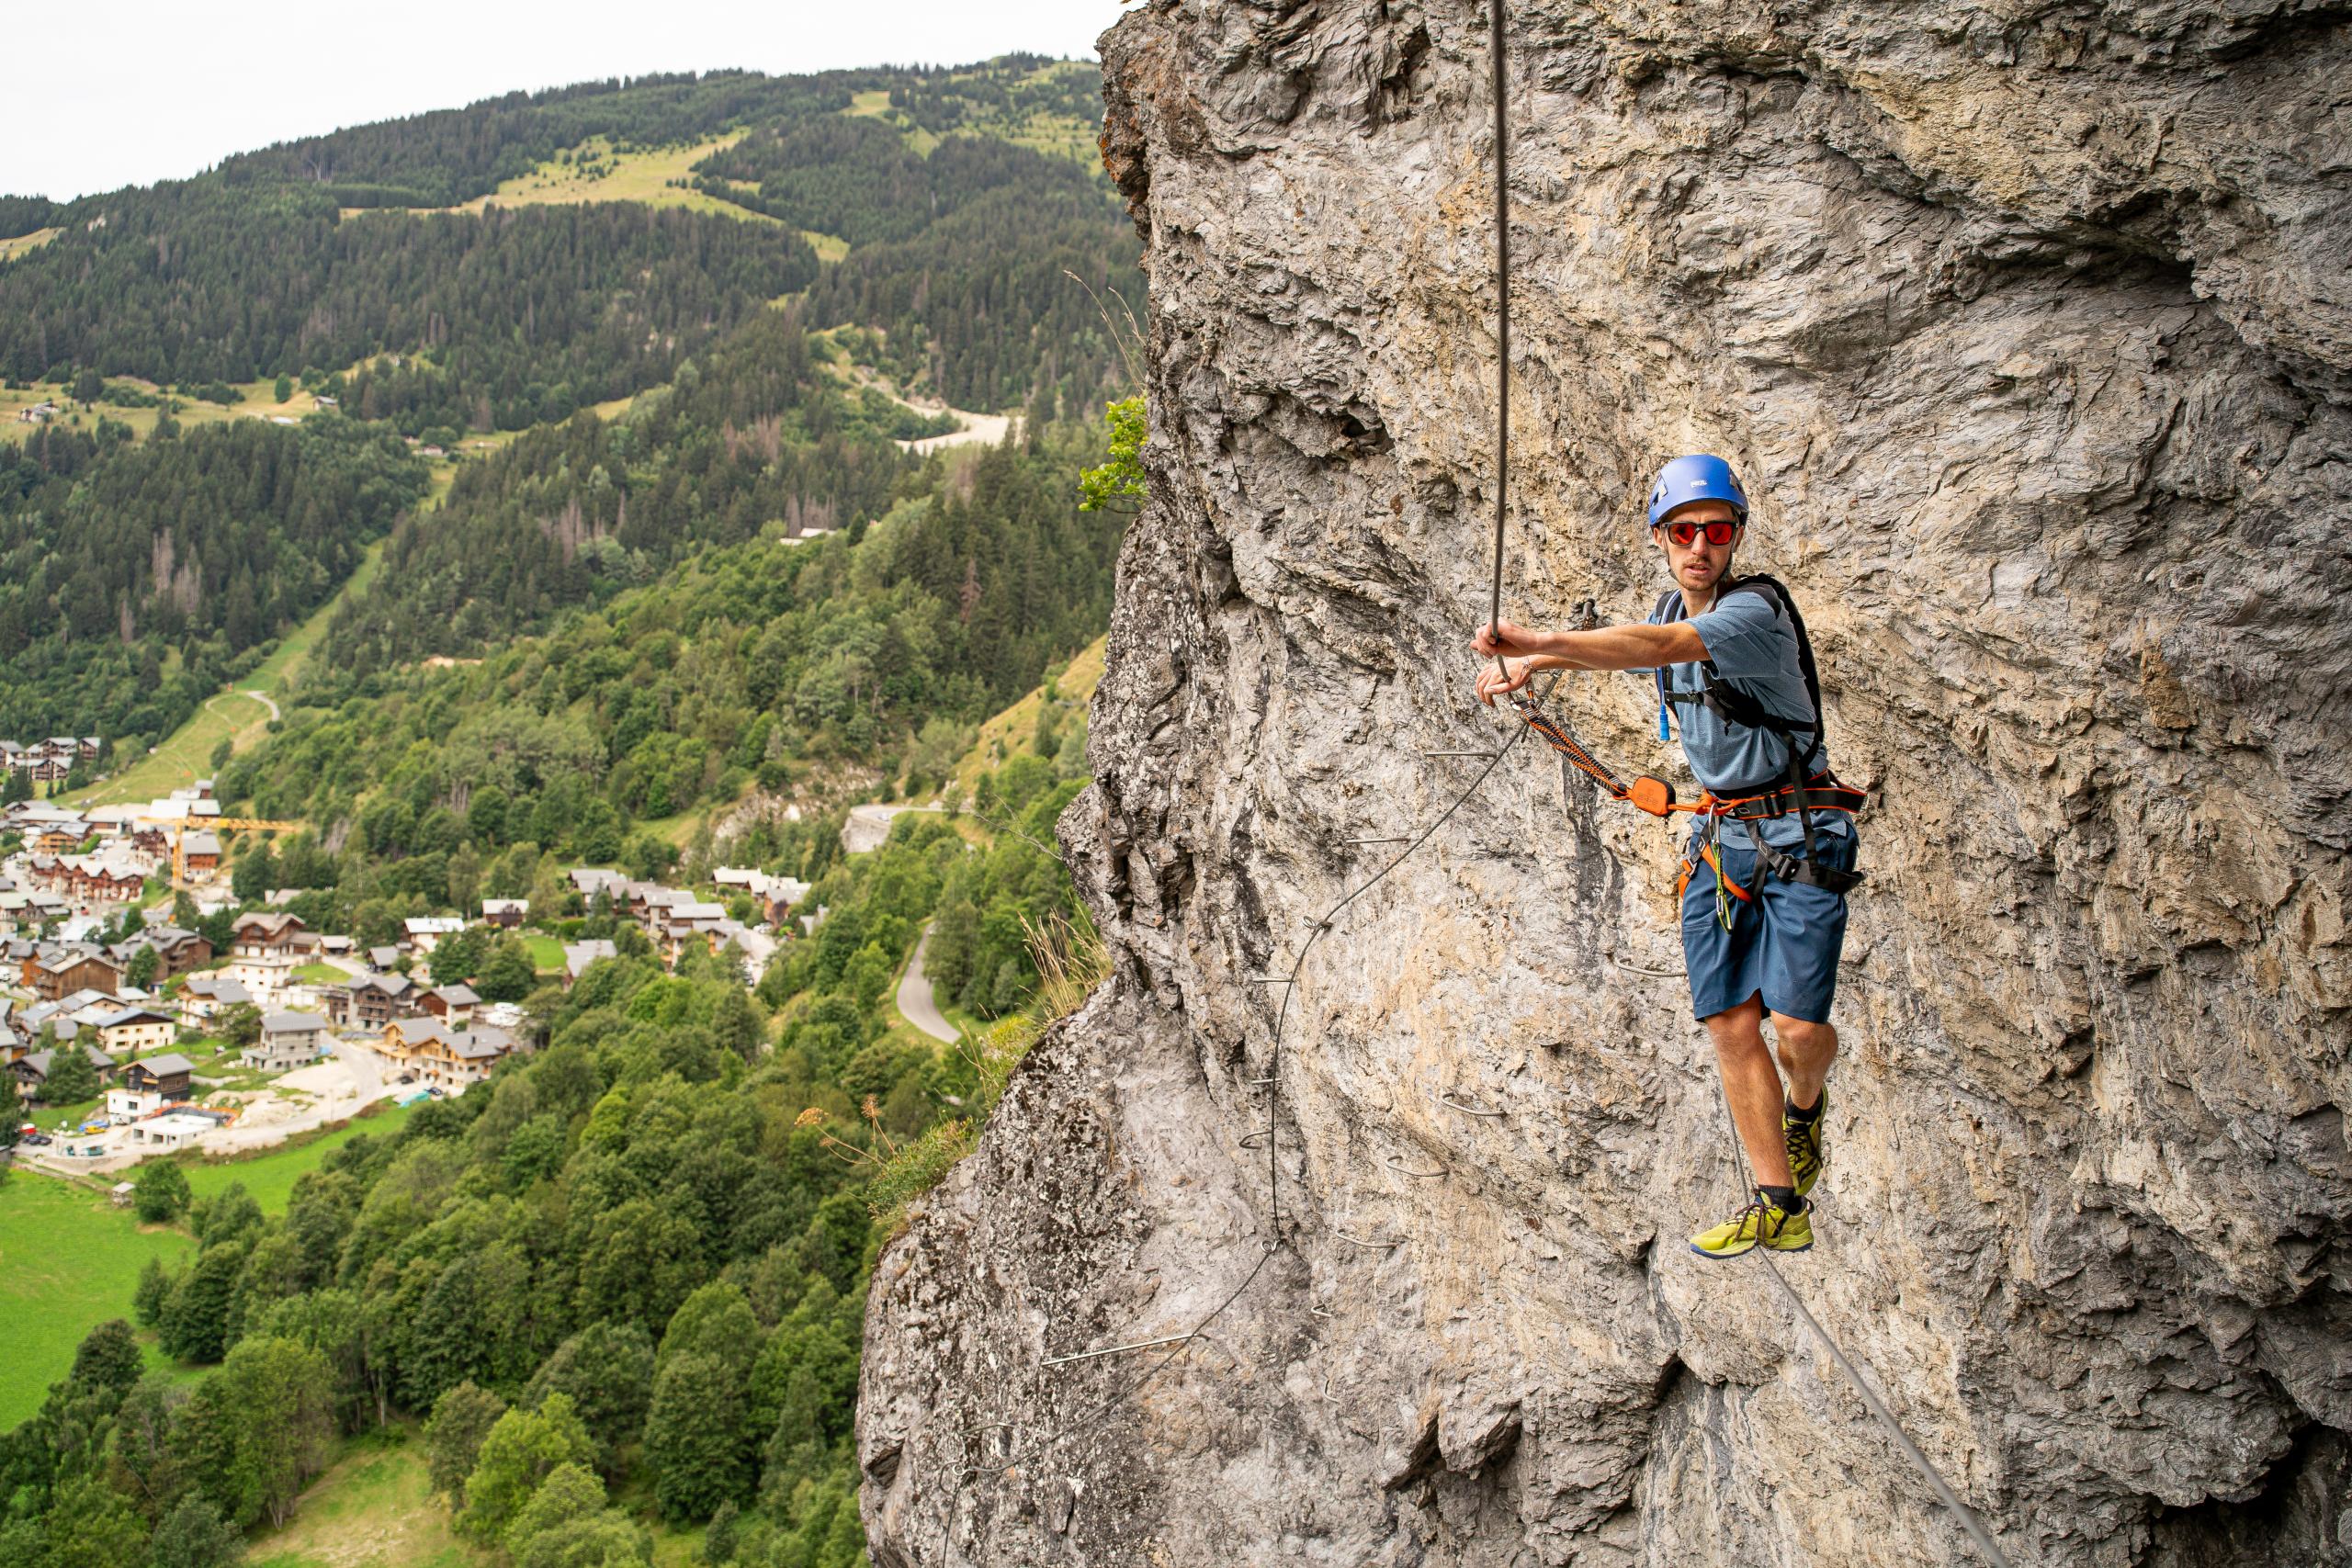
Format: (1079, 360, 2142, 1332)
(5, 1, 1125, 201)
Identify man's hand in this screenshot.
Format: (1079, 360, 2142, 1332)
(1471, 620, 1551, 661)
(1476, 658, 1534, 706)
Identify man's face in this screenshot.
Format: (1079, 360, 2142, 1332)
(1653, 499, 1743, 595)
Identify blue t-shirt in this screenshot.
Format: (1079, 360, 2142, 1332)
(1645, 586, 1848, 851)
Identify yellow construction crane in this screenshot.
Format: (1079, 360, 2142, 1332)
(133, 816, 306, 888)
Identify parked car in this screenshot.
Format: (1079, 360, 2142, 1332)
(21, 1133, 51, 1146)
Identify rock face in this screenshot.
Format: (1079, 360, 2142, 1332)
(858, 4, 2352, 1564)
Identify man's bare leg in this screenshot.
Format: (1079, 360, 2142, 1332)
(1705, 997, 1792, 1190)
(1770, 1012, 1838, 1113)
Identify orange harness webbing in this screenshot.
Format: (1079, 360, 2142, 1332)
(1508, 694, 1860, 908)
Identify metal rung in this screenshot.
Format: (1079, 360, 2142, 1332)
(1344, 836, 1411, 844)
(1329, 1226, 1403, 1249)
(1436, 1093, 1507, 1118)
(1246, 1076, 1276, 1085)
(1383, 1156, 1447, 1179)
(1609, 957, 1685, 978)
(1422, 750, 1500, 759)
(1041, 1330, 1196, 1367)
(1240, 1130, 1275, 1149)
(1247, 976, 1295, 985)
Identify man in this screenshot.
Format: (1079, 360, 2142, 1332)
(1470, 454, 1861, 1258)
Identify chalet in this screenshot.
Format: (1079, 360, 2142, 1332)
(122, 1052, 195, 1100)
(232, 912, 309, 955)
(250, 1010, 328, 1071)
(394, 1022, 520, 1090)
(181, 830, 222, 874)
(653, 900, 727, 958)
(569, 868, 630, 907)
(481, 898, 528, 929)
(402, 917, 465, 953)
(0, 1020, 24, 1065)
(13, 1043, 118, 1100)
(118, 925, 211, 979)
(378, 1017, 445, 1077)
(318, 935, 355, 957)
(418, 984, 479, 1027)
(705, 919, 777, 983)
(561, 940, 616, 986)
(323, 973, 412, 1030)
(368, 945, 402, 971)
(93, 1008, 175, 1057)
(176, 974, 255, 1021)
(24, 944, 124, 1001)
(713, 867, 812, 925)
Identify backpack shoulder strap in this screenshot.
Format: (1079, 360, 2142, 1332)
(1713, 574, 1825, 768)
(1650, 590, 1685, 717)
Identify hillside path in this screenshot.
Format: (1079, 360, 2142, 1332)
(897, 925, 957, 1044)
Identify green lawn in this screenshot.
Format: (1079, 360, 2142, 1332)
(0, 1172, 192, 1427)
(175, 1100, 421, 1214)
(247, 1426, 485, 1568)
(524, 934, 565, 973)
(294, 963, 347, 984)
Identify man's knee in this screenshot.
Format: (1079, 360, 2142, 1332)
(1704, 998, 1769, 1062)
(1770, 1014, 1837, 1068)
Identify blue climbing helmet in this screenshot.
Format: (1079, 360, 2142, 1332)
(1645, 454, 1749, 529)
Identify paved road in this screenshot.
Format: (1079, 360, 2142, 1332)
(896, 925, 957, 1043)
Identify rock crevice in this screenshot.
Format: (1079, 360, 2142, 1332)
(861, 4, 2352, 1563)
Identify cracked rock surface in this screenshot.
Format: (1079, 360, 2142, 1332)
(860, 3, 2352, 1563)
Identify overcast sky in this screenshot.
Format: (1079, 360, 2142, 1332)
(4, 1, 1123, 201)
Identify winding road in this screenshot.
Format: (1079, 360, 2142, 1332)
(896, 925, 957, 1044)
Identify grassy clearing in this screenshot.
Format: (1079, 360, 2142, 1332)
(802, 230, 849, 263)
(523, 934, 565, 973)
(0, 225, 61, 263)
(845, 89, 942, 155)
(294, 963, 348, 984)
(393, 133, 780, 227)
(247, 1426, 484, 1568)
(173, 1100, 422, 1215)
(0, 1171, 193, 1427)
(67, 692, 266, 808)
(948, 635, 1106, 804)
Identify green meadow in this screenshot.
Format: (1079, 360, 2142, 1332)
(0, 1172, 191, 1427)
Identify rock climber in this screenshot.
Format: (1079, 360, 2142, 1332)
(1469, 454, 1862, 1259)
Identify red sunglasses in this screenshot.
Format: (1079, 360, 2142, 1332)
(1659, 518, 1740, 547)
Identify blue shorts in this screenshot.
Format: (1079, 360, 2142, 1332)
(1680, 827, 1858, 1024)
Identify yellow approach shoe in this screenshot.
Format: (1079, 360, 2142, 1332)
(1689, 1193, 1813, 1259)
(1784, 1091, 1826, 1198)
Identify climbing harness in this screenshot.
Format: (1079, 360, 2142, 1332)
(942, 9, 2007, 1565)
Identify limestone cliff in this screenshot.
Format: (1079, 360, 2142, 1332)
(858, 4, 2352, 1563)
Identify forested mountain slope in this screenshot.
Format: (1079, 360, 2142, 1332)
(0, 55, 1134, 748)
